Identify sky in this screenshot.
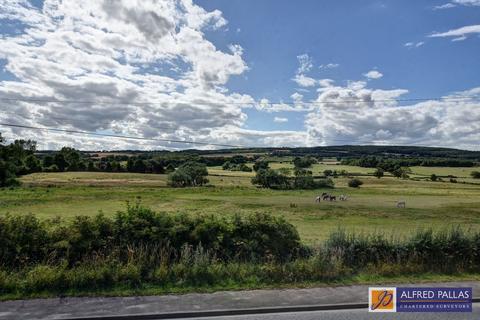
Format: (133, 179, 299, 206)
(0, 0, 479, 150)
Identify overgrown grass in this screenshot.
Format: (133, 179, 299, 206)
(1, 205, 480, 300)
(4, 172, 480, 243)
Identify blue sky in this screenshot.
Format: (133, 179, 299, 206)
(196, 0, 480, 130)
(0, 0, 479, 150)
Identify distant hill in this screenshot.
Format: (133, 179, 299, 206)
(37, 145, 480, 161)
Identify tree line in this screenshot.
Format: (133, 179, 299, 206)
(342, 156, 476, 168)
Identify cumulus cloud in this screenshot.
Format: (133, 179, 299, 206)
(429, 24, 480, 41)
(0, 0, 309, 149)
(1, 1, 480, 151)
(273, 116, 288, 123)
(363, 70, 383, 79)
(304, 78, 480, 149)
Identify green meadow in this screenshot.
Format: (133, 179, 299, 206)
(2, 163, 480, 244)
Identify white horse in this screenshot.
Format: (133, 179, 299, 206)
(396, 200, 406, 208)
(339, 195, 348, 201)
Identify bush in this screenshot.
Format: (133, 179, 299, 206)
(251, 168, 290, 189)
(293, 156, 317, 168)
(0, 204, 304, 269)
(348, 178, 363, 188)
(471, 171, 480, 179)
(253, 160, 269, 172)
(2, 226, 480, 297)
(168, 161, 209, 187)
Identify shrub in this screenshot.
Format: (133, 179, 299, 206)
(293, 156, 317, 168)
(0, 214, 50, 268)
(168, 161, 209, 187)
(251, 168, 289, 189)
(348, 178, 363, 188)
(471, 171, 480, 179)
(253, 160, 269, 172)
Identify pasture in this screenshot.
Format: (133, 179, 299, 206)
(1, 163, 479, 244)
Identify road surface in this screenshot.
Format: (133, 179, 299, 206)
(185, 304, 480, 320)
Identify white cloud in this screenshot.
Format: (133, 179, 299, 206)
(434, 0, 480, 9)
(273, 117, 288, 123)
(255, 98, 310, 113)
(429, 24, 480, 40)
(1, 1, 480, 151)
(404, 41, 424, 48)
(304, 78, 480, 149)
(363, 70, 383, 80)
(0, 0, 299, 150)
(433, 3, 457, 9)
(292, 74, 317, 87)
(319, 63, 339, 69)
(318, 79, 335, 87)
(296, 53, 313, 74)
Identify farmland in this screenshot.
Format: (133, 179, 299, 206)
(2, 162, 480, 243)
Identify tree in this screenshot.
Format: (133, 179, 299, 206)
(126, 158, 135, 172)
(293, 168, 316, 189)
(471, 171, 480, 179)
(168, 161, 209, 187)
(348, 178, 363, 188)
(251, 168, 289, 189)
(222, 161, 233, 170)
(53, 153, 68, 171)
(149, 160, 165, 174)
(293, 156, 316, 168)
(133, 159, 147, 173)
(253, 160, 269, 172)
(0, 160, 19, 187)
(25, 155, 42, 173)
(323, 169, 333, 177)
(87, 161, 96, 171)
(373, 168, 384, 179)
(42, 155, 54, 168)
(165, 163, 175, 173)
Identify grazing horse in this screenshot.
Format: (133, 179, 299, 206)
(329, 195, 336, 201)
(316, 192, 329, 202)
(396, 200, 406, 208)
(322, 193, 331, 201)
(339, 194, 348, 201)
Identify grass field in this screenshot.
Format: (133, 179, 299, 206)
(2, 163, 479, 244)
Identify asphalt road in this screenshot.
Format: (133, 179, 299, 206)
(183, 304, 480, 320)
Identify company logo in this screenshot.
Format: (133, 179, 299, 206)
(369, 287, 396, 312)
(368, 287, 472, 313)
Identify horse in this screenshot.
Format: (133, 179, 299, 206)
(339, 194, 348, 201)
(316, 192, 329, 202)
(329, 195, 336, 201)
(396, 200, 406, 208)
(322, 193, 331, 201)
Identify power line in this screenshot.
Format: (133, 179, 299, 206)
(0, 95, 478, 107)
(1, 121, 478, 149)
(0, 122, 244, 148)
